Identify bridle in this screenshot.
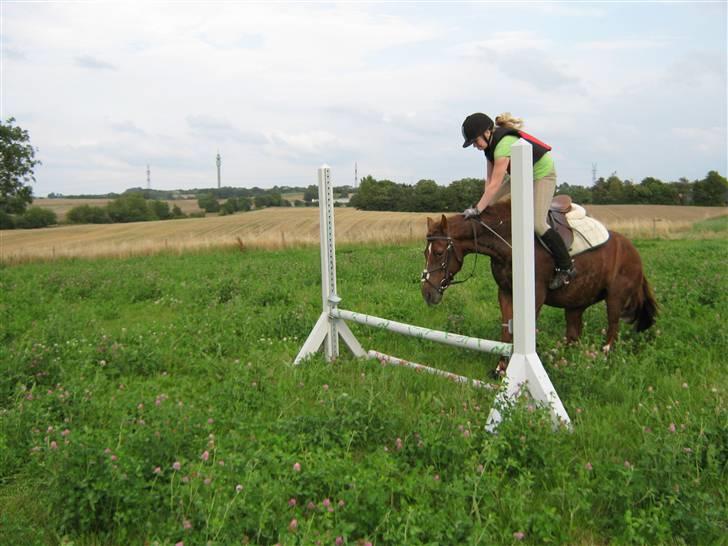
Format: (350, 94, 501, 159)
(421, 216, 512, 295)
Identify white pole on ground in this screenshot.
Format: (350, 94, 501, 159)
(367, 350, 497, 390)
(486, 140, 571, 430)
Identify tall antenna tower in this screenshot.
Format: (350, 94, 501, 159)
(591, 163, 597, 185)
(146, 164, 151, 190)
(354, 162, 358, 188)
(216, 152, 222, 189)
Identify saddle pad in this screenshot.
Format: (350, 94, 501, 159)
(565, 204, 610, 256)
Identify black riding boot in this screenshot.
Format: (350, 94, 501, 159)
(540, 228, 576, 290)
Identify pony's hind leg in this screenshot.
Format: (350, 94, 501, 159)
(495, 289, 513, 377)
(604, 293, 627, 353)
(565, 307, 586, 343)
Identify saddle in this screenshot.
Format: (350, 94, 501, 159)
(546, 195, 574, 249)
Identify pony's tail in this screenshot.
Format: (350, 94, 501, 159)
(630, 276, 658, 332)
(622, 275, 657, 331)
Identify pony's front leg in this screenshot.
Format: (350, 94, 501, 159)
(495, 289, 513, 378)
(565, 307, 586, 343)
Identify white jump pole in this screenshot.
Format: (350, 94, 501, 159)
(333, 309, 511, 356)
(485, 140, 571, 430)
(368, 351, 496, 390)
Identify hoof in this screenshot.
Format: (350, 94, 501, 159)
(602, 343, 611, 354)
(492, 362, 508, 379)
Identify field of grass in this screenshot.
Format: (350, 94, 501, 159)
(2, 205, 726, 264)
(0, 235, 725, 545)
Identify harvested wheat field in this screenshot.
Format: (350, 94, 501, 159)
(1, 205, 725, 263)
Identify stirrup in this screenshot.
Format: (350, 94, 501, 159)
(549, 265, 576, 290)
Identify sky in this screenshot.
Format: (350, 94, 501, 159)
(2, 1, 726, 196)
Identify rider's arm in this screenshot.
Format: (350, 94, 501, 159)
(476, 157, 509, 212)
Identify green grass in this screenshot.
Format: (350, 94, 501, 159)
(691, 214, 728, 233)
(0, 239, 726, 545)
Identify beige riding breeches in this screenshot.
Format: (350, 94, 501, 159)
(489, 169, 557, 236)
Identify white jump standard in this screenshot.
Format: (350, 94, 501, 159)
(295, 142, 570, 430)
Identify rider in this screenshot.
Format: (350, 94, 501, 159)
(461, 112, 576, 289)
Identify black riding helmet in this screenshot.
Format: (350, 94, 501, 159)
(461, 113, 494, 147)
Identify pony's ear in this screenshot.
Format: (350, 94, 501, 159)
(426, 217, 434, 232)
(440, 214, 448, 231)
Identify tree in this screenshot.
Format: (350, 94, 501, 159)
(67, 204, 111, 224)
(1, 117, 41, 213)
(148, 199, 171, 220)
(107, 193, 151, 222)
(220, 199, 238, 215)
(15, 206, 57, 229)
(633, 177, 677, 205)
(693, 171, 728, 206)
(556, 182, 592, 204)
(412, 179, 442, 212)
(303, 185, 318, 203)
(198, 193, 220, 213)
(670, 177, 693, 205)
(592, 175, 626, 204)
(441, 178, 483, 212)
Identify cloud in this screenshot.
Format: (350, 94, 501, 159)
(74, 55, 117, 71)
(2, 2, 724, 194)
(532, 4, 607, 17)
(110, 121, 146, 136)
(492, 51, 582, 91)
(582, 38, 669, 51)
(665, 50, 726, 87)
(186, 115, 267, 145)
(671, 127, 727, 155)
(266, 130, 351, 163)
(197, 32, 265, 50)
(3, 48, 26, 61)
(454, 31, 582, 92)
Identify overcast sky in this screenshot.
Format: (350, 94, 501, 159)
(2, 1, 726, 196)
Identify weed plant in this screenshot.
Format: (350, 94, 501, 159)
(0, 238, 726, 545)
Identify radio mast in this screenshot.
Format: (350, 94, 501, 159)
(354, 162, 358, 188)
(216, 152, 222, 189)
(591, 163, 597, 185)
(146, 164, 151, 190)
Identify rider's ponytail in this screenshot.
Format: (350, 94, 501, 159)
(495, 112, 524, 130)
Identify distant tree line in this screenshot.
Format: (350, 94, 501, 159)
(64, 193, 188, 225)
(558, 171, 727, 206)
(0, 206, 58, 229)
(348, 171, 727, 212)
(52, 184, 313, 201)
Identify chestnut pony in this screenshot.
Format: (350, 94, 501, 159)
(421, 201, 657, 374)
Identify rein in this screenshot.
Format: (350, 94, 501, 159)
(421, 216, 511, 295)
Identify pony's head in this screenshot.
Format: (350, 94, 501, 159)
(421, 214, 465, 305)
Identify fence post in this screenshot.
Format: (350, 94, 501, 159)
(317, 165, 340, 360)
(486, 140, 571, 430)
